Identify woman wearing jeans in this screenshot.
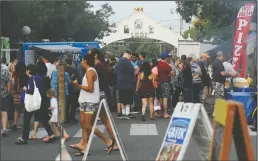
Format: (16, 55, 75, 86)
(15, 64, 55, 145)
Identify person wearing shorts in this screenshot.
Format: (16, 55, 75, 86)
(69, 52, 115, 156)
(157, 52, 174, 118)
(1, 60, 11, 136)
(136, 62, 155, 121)
(115, 90, 123, 118)
(116, 51, 135, 120)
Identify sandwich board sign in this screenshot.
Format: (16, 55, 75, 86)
(82, 99, 128, 161)
(156, 102, 213, 161)
(209, 99, 255, 161)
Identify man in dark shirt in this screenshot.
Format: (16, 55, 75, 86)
(197, 53, 210, 105)
(65, 54, 80, 122)
(135, 51, 146, 75)
(212, 51, 232, 116)
(116, 50, 135, 119)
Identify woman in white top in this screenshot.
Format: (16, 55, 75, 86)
(69, 53, 114, 156)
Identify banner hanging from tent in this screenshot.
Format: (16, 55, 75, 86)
(232, 2, 255, 77)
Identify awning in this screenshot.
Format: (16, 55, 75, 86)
(30, 45, 82, 53)
(206, 38, 233, 60)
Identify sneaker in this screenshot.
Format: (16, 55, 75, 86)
(127, 114, 136, 119)
(251, 126, 257, 132)
(123, 115, 131, 120)
(117, 113, 123, 119)
(2, 129, 8, 137)
(15, 138, 27, 145)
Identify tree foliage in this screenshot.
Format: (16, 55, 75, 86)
(125, 38, 173, 59)
(1, 1, 115, 42)
(182, 27, 198, 40)
(175, 1, 247, 43)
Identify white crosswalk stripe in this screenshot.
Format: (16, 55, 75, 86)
(28, 124, 255, 140)
(130, 124, 158, 136)
(29, 128, 48, 139)
(73, 125, 106, 138)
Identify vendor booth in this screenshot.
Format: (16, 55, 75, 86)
(22, 42, 101, 79)
(207, 2, 257, 126)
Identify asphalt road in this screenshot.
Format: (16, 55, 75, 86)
(1, 98, 257, 161)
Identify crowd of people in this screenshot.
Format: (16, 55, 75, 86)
(0, 48, 241, 156)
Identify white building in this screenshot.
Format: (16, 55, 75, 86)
(177, 34, 217, 58)
(97, 7, 178, 48)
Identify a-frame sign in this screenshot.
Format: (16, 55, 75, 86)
(82, 99, 128, 161)
(156, 102, 213, 161)
(209, 99, 255, 161)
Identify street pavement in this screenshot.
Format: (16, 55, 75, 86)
(1, 97, 257, 161)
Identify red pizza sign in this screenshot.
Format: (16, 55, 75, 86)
(232, 3, 255, 77)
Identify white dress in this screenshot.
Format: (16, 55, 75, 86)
(49, 98, 58, 122)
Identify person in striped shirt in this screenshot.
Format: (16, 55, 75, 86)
(188, 56, 203, 103)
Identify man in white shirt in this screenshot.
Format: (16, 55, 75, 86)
(223, 54, 239, 82)
(1, 57, 8, 70)
(42, 56, 56, 78)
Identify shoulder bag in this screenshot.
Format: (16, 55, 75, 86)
(24, 79, 42, 112)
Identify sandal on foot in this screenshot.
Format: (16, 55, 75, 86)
(164, 114, 170, 119)
(107, 139, 116, 154)
(105, 148, 119, 151)
(29, 136, 38, 140)
(74, 151, 84, 156)
(64, 135, 70, 141)
(44, 137, 55, 143)
(69, 144, 82, 151)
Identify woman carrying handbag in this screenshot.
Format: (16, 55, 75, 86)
(15, 64, 55, 145)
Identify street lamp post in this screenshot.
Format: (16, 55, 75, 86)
(21, 26, 31, 42)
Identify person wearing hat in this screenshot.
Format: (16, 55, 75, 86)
(197, 53, 211, 105)
(116, 49, 135, 119)
(156, 52, 174, 118)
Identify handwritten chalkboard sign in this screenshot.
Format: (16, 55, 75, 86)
(209, 99, 255, 161)
(211, 122, 225, 161)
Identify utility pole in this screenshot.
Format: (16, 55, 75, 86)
(180, 18, 183, 35)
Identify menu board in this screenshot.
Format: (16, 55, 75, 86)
(211, 122, 225, 161)
(210, 100, 255, 161)
(233, 106, 248, 160)
(24, 50, 35, 65)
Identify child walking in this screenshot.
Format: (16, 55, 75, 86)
(47, 89, 70, 140)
